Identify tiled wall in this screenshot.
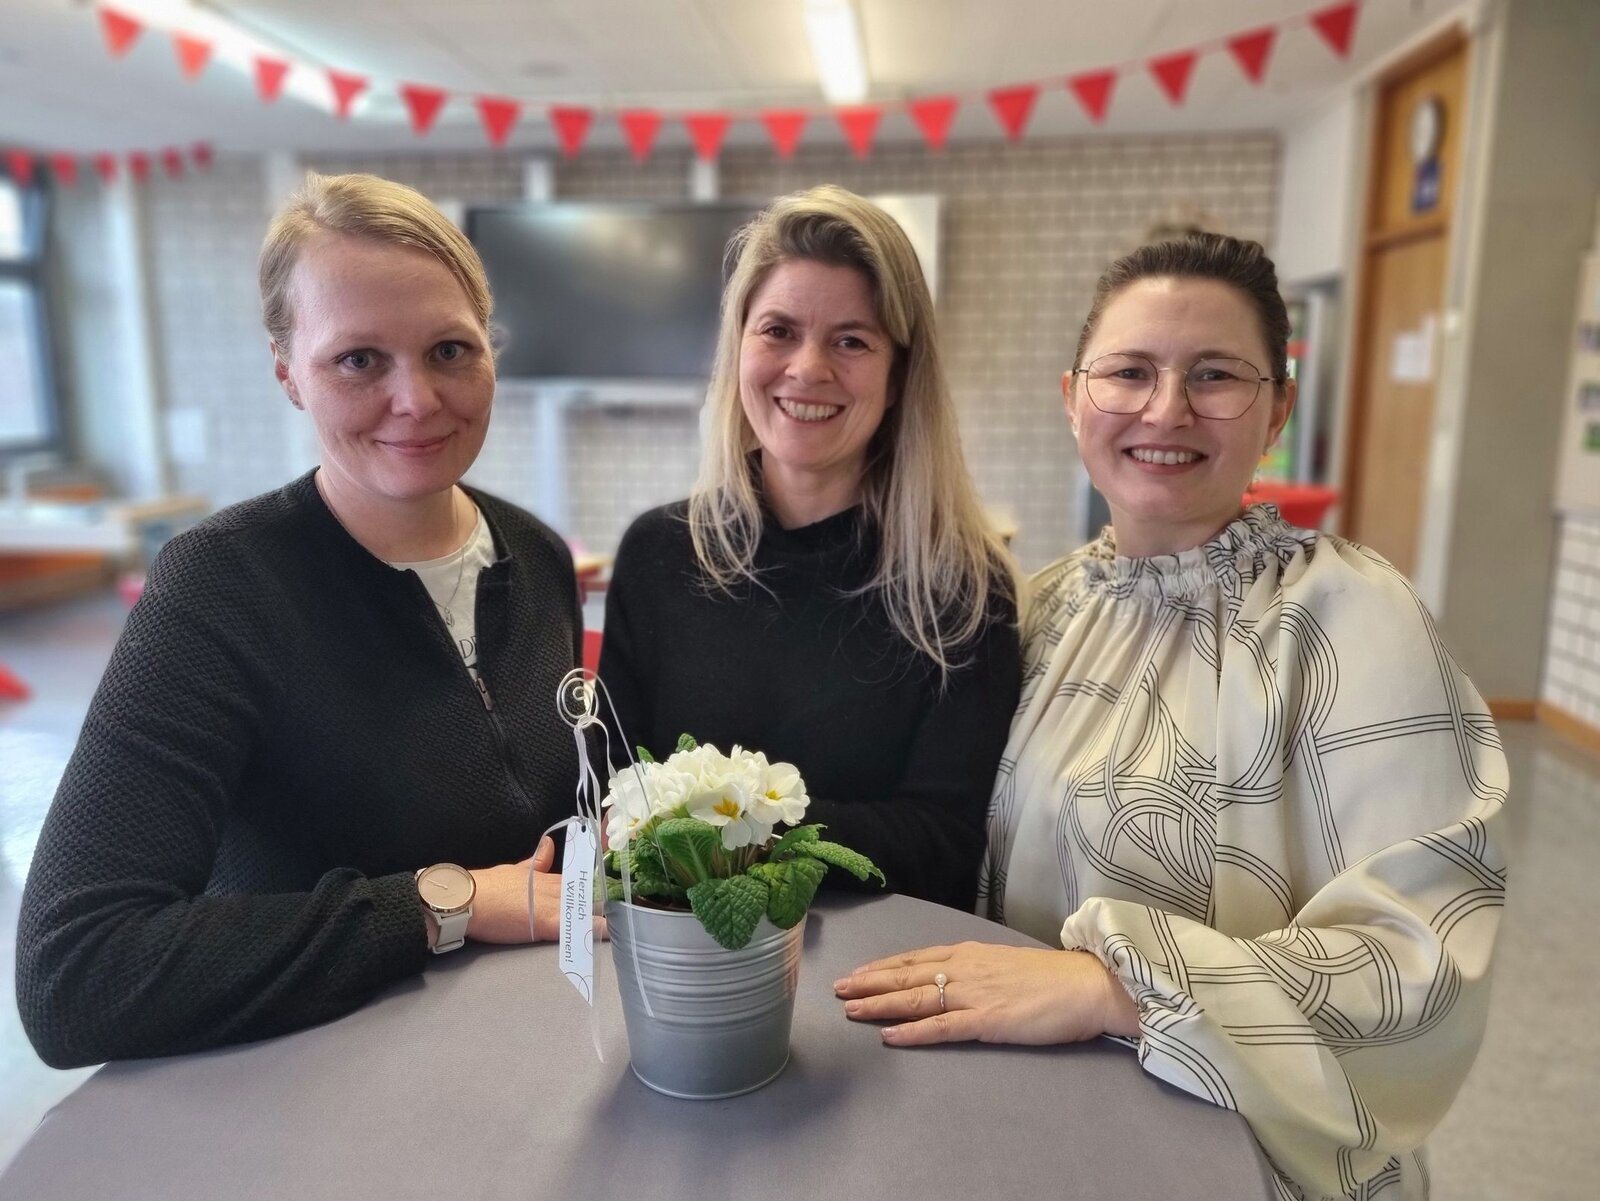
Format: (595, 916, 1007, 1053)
(115, 135, 1279, 569)
(1543, 512, 1600, 728)
(143, 156, 290, 503)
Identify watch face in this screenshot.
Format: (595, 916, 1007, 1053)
(418, 863, 475, 913)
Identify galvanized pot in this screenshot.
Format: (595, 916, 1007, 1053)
(609, 900, 805, 1099)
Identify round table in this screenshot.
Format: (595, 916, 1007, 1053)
(2, 895, 1275, 1199)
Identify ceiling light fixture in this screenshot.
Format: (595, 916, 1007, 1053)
(803, 0, 869, 105)
(109, 0, 340, 114)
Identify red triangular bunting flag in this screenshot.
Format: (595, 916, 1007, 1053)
(98, 8, 143, 58)
(760, 110, 808, 159)
(549, 106, 593, 158)
(49, 154, 78, 187)
(1311, 2, 1359, 58)
(908, 96, 958, 153)
(128, 151, 150, 183)
(684, 113, 732, 162)
(1069, 70, 1116, 123)
(399, 84, 447, 136)
(0, 662, 30, 700)
(192, 142, 213, 170)
(5, 151, 35, 188)
(254, 56, 290, 103)
(327, 70, 368, 120)
(1228, 27, 1276, 83)
(94, 153, 118, 184)
(1149, 50, 1198, 105)
(161, 147, 184, 178)
(618, 110, 662, 161)
(836, 105, 882, 159)
(173, 33, 212, 80)
(476, 97, 521, 148)
(987, 84, 1039, 143)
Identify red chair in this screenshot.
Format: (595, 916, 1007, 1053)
(1244, 482, 1339, 529)
(582, 628, 602, 674)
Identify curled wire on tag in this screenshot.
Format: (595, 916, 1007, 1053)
(541, 666, 659, 1020)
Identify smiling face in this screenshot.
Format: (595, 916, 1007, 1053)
(1065, 277, 1294, 558)
(738, 258, 896, 526)
(272, 232, 494, 513)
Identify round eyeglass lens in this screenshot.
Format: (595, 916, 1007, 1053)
(1184, 358, 1263, 419)
(1083, 353, 1158, 413)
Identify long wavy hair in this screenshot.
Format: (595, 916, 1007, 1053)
(688, 185, 1017, 679)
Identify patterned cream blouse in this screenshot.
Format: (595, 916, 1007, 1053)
(980, 505, 1508, 1201)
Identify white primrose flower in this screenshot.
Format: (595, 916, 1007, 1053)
(601, 761, 694, 848)
(755, 756, 810, 826)
(681, 745, 776, 850)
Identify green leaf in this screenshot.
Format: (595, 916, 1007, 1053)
(687, 875, 769, 950)
(615, 844, 679, 896)
(767, 823, 824, 862)
(752, 857, 828, 928)
(675, 732, 699, 753)
(800, 840, 886, 884)
(605, 876, 625, 903)
(653, 817, 723, 884)
(634, 745, 655, 764)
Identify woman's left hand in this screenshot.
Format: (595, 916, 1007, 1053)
(468, 836, 611, 944)
(832, 941, 1140, 1047)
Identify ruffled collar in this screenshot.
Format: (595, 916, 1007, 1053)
(1079, 504, 1317, 601)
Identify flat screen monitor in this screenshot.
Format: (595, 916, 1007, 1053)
(466, 203, 760, 381)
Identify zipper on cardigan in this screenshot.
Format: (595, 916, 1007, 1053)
(409, 568, 537, 811)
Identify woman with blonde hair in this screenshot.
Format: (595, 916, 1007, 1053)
(18, 173, 582, 1066)
(600, 185, 1020, 910)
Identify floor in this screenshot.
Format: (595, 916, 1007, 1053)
(2, 591, 1597, 1195)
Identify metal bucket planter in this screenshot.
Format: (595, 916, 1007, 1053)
(609, 900, 805, 1099)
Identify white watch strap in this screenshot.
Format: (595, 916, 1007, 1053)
(432, 907, 472, 954)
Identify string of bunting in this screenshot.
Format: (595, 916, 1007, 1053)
(73, 0, 1360, 165)
(3, 143, 214, 188)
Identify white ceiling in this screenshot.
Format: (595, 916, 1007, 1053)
(0, 0, 1462, 155)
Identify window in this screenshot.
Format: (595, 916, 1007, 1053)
(0, 173, 55, 451)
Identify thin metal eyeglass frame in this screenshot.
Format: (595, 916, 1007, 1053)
(1070, 354, 1285, 421)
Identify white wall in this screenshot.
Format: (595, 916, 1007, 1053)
(1273, 93, 1361, 286)
(50, 184, 167, 500)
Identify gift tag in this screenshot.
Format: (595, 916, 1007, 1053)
(559, 817, 598, 1003)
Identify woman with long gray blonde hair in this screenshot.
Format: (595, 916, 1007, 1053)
(600, 185, 1020, 910)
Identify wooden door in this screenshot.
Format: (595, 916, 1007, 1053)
(1344, 32, 1469, 576)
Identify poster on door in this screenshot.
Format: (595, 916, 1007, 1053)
(1554, 254, 1600, 515)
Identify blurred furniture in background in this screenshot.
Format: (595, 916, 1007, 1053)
(1244, 482, 1341, 528)
(0, 491, 207, 699)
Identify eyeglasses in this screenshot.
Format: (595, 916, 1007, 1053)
(1071, 353, 1282, 421)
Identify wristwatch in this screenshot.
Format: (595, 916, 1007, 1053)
(415, 863, 476, 954)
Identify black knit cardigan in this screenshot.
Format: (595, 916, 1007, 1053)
(17, 472, 582, 1067)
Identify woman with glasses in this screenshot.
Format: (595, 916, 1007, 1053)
(835, 233, 1507, 1200)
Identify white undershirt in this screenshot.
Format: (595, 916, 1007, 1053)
(388, 510, 496, 679)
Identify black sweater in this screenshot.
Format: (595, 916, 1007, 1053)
(16, 472, 581, 1068)
(599, 502, 1021, 911)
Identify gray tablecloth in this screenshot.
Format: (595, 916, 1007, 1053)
(2, 894, 1275, 1200)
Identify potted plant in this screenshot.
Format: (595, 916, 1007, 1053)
(602, 736, 882, 1099)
